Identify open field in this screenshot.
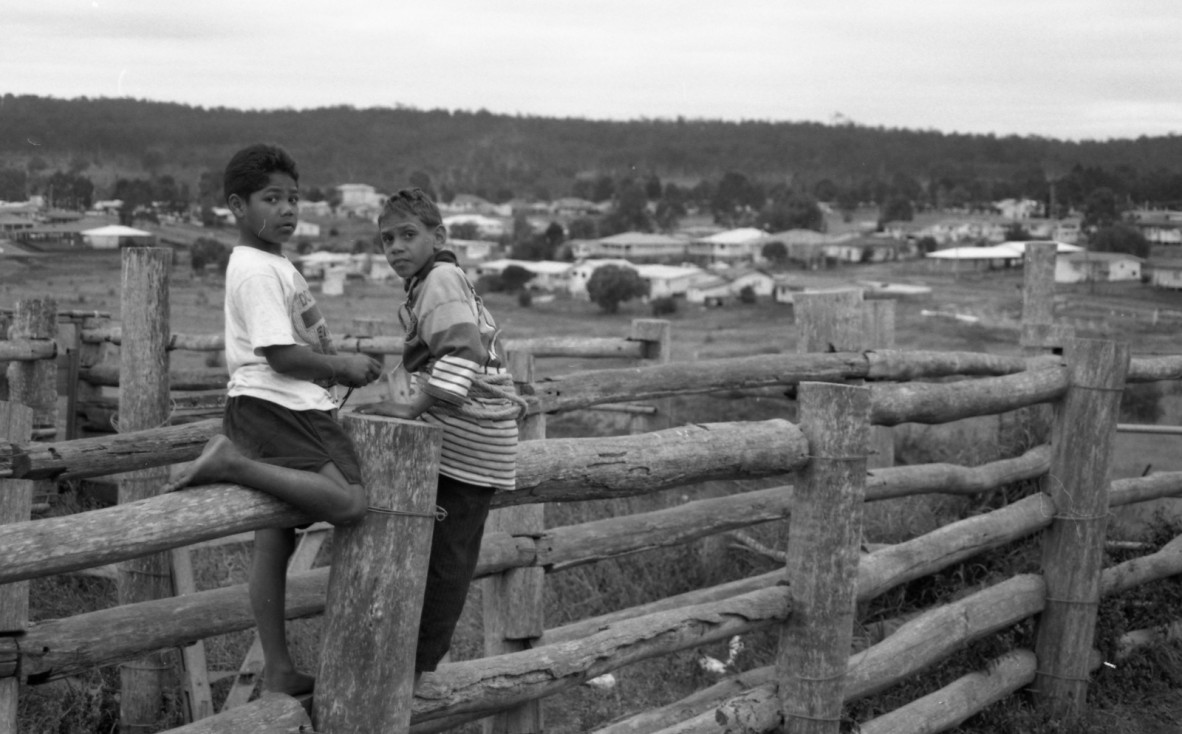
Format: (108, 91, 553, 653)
(6, 248, 1182, 732)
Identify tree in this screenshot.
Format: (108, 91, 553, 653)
(761, 240, 789, 266)
(1089, 223, 1149, 258)
(1082, 187, 1122, 230)
(500, 264, 535, 292)
(586, 264, 648, 314)
(601, 178, 652, 235)
(757, 192, 824, 232)
(567, 217, 599, 240)
(878, 196, 914, 226)
(0, 167, 27, 201)
(712, 171, 764, 227)
(1002, 222, 1033, 242)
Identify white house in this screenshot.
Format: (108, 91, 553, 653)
(686, 227, 766, 264)
(444, 214, 506, 239)
(586, 232, 688, 262)
(1148, 258, 1182, 289)
(567, 259, 636, 299)
(475, 259, 572, 292)
(635, 264, 709, 299)
(686, 267, 776, 305)
(1055, 252, 1143, 283)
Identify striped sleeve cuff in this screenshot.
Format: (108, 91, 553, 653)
(425, 355, 480, 403)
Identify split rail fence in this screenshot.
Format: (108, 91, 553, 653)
(1, 243, 1181, 733)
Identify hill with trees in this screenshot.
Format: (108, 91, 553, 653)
(3, 93, 1182, 227)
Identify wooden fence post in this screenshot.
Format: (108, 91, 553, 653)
(795, 289, 894, 468)
(314, 414, 441, 733)
(0, 400, 34, 732)
(628, 319, 672, 434)
(1033, 338, 1128, 718)
(794, 289, 862, 356)
(1002, 241, 1074, 456)
(115, 247, 174, 733)
(777, 381, 870, 733)
(861, 299, 895, 469)
(481, 350, 545, 734)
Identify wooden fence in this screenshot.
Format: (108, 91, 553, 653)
(2, 243, 1182, 733)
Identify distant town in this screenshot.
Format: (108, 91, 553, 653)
(4, 181, 1182, 306)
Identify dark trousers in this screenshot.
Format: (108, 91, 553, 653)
(415, 475, 495, 673)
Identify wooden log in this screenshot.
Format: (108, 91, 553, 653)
(6, 299, 59, 434)
(870, 366, 1067, 426)
(865, 445, 1050, 501)
(0, 484, 308, 585)
(1034, 339, 1127, 718)
(3, 417, 220, 481)
(481, 351, 546, 733)
(865, 350, 1055, 381)
(856, 493, 1053, 603)
(855, 650, 1036, 734)
(534, 484, 794, 574)
(116, 247, 175, 734)
(506, 419, 807, 506)
(1019, 242, 1063, 351)
(0, 340, 56, 362)
(706, 575, 1047, 734)
(1126, 354, 1182, 383)
(777, 382, 869, 734)
(0, 401, 33, 731)
(315, 416, 440, 733)
(592, 666, 778, 734)
(161, 692, 311, 733)
(1110, 471, 1182, 507)
(80, 363, 226, 391)
(411, 586, 792, 724)
(504, 336, 645, 359)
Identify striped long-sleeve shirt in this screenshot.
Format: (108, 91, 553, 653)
(400, 256, 519, 490)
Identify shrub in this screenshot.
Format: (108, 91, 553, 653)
(586, 264, 648, 314)
(651, 296, 678, 316)
(517, 289, 533, 308)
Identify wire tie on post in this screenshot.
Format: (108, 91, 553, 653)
(368, 505, 448, 521)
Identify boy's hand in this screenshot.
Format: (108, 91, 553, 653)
(336, 354, 383, 388)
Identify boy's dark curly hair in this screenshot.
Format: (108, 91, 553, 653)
(223, 143, 299, 203)
(380, 187, 443, 228)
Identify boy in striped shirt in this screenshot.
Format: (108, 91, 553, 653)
(356, 188, 525, 678)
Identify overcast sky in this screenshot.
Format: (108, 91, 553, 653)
(5, 0, 1181, 142)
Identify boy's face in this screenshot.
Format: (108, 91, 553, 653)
(379, 213, 445, 279)
(229, 172, 299, 251)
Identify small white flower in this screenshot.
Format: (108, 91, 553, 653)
(585, 673, 616, 690)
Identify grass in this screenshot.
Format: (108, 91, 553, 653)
(5, 251, 1182, 731)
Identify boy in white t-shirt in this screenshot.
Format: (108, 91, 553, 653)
(166, 143, 382, 696)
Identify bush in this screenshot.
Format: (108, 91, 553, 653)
(586, 264, 648, 314)
(651, 296, 678, 316)
(738, 285, 757, 304)
(517, 289, 533, 307)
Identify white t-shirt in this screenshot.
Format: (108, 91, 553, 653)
(224, 245, 338, 411)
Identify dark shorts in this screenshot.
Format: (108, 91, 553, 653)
(223, 395, 363, 486)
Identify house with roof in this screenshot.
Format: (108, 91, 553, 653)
(336, 183, 386, 219)
(1130, 210, 1182, 246)
(550, 197, 602, 219)
(0, 214, 35, 235)
(444, 214, 507, 240)
(823, 235, 913, 264)
(686, 267, 776, 306)
(442, 194, 504, 217)
(636, 264, 709, 299)
(1148, 258, 1182, 289)
(474, 259, 572, 292)
(686, 227, 766, 265)
(1055, 251, 1143, 284)
(581, 231, 689, 262)
(566, 259, 636, 299)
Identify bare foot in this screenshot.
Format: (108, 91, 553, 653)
(164, 435, 240, 492)
(262, 669, 315, 697)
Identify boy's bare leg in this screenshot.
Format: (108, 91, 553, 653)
(251, 526, 315, 696)
(165, 436, 367, 526)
